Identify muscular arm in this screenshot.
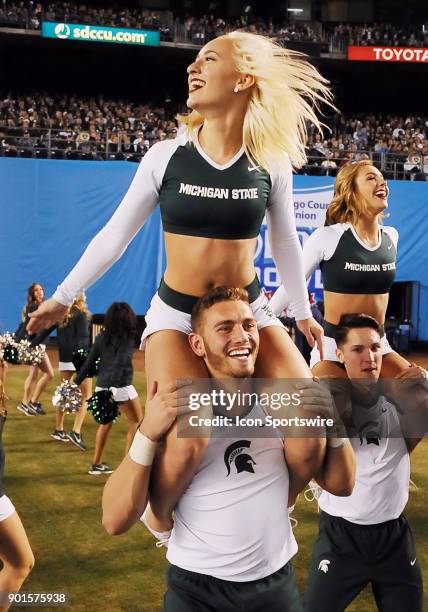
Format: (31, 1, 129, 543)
(384, 364, 428, 444)
(102, 451, 153, 535)
(286, 436, 327, 506)
(102, 381, 187, 535)
(287, 379, 355, 503)
(313, 440, 355, 496)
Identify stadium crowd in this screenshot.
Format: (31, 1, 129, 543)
(0, 0, 174, 39)
(1, 1, 426, 48)
(327, 22, 428, 49)
(0, 93, 178, 161)
(0, 1, 319, 44)
(1, 92, 427, 179)
(305, 114, 428, 179)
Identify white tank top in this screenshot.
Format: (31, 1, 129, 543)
(167, 406, 298, 581)
(319, 396, 410, 525)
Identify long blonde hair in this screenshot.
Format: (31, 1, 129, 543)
(326, 160, 385, 226)
(177, 31, 334, 172)
(61, 293, 89, 326)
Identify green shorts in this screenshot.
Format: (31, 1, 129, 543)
(164, 561, 303, 612)
(305, 511, 423, 612)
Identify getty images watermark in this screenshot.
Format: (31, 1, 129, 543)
(176, 377, 428, 439)
(187, 387, 333, 430)
(177, 379, 337, 438)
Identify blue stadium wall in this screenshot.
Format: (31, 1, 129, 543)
(1, 158, 427, 340)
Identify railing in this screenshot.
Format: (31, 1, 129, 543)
(0, 126, 427, 180)
(300, 152, 428, 181)
(0, 126, 160, 162)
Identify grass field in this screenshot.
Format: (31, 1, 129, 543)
(2, 353, 428, 612)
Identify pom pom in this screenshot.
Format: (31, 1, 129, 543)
(87, 390, 120, 424)
(0, 333, 20, 364)
(52, 380, 82, 413)
(2, 344, 20, 364)
(72, 347, 88, 371)
(1, 334, 43, 366)
(17, 339, 44, 366)
(72, 348, 100, 378)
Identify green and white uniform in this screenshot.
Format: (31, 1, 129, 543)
(270, 222, 398, 365)
(305, 396, 422, 612)
(164, 405, 302, 611)
(52, 130, 311, 341)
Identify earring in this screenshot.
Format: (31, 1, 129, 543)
(233, 85, 239, 93)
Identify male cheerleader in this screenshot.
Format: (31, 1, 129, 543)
(305, 313, 424, 612)
(102, 287, 355, 612)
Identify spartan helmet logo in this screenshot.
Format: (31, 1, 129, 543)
(318, 559, 330, 574)
(358, 420, 381, 446)
(224, 440, 256, 476)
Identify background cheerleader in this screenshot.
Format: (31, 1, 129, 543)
(51, 293, 92, 449)
(15, 283, 53, 417)
(74, 302, 142, 475)
(270, 160, 425, 378)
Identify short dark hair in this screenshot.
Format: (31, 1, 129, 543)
(191, 287, 250, 332)
(334, 313, 382, 347)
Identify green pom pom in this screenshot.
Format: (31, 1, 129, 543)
(72, 348, 100, 378)
(88, 390, 120, 424)
(3, 344, 20, 364)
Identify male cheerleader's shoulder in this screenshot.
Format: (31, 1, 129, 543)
(269, 223, 399, 315)
(53, 133, 311, 321)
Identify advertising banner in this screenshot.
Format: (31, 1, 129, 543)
(42, 21, 160, 47)
(347, 45, 428, 63)
(1, 161, 427, 338)
(255, 180, 334, 302)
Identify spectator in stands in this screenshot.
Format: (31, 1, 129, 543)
(403, 154, 422, 180)
(320, 151, 337, 175)
(1, 90, 427, 179)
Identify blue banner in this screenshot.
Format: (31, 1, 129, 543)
(1, 160, 427, 339)
(0, 159, 164, 333)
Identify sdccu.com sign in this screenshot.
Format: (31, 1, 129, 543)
(42, 21, 160, 47)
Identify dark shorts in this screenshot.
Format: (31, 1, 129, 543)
(164, 561, 303, 612)
(304, 511, 423, 612)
